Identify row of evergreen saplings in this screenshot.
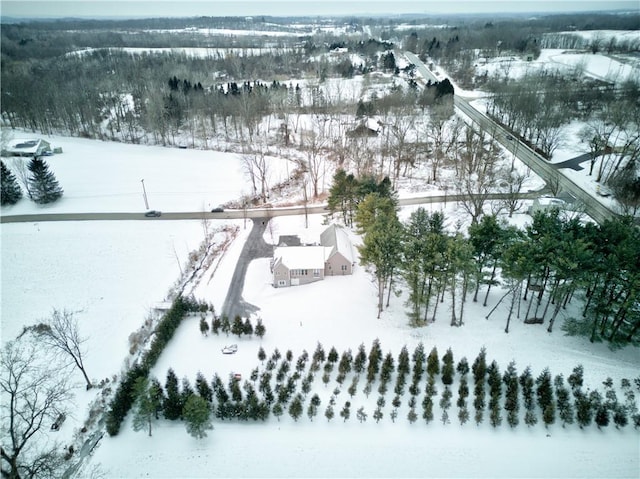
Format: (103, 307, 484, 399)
(105, 295, 205, 436)
(129, 341, 639, 436)
(1, 158, 64, 205)
(199, 313, 266, 339)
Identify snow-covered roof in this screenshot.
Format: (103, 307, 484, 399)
(4, 138, 51, 155)
(320, 224, 354, 263)
(365, 117, 382, 132)
(273, 245, 332, 270)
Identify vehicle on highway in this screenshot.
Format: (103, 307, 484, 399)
(211, 207, 224, 213)
(222, 344, 238, 354)
(506, 134, 514, 141)
(144, 210, 162, 217)
(596, 185, 612, 197)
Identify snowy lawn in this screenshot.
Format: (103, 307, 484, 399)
(90, 213, 640, 478)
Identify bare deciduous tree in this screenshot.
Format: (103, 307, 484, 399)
(1, 340, 73, 479)
(29, 309, 92, 389)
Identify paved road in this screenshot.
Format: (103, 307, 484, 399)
(0, 192, 543, 224)
(221, 217, 273, 320)
(404, 51, 618, 225)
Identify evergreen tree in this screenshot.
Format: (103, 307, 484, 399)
(340, 401, 351, 422)
(574, 390, 592, 428)
(220, 315, 231, 336)
(554, 375, 574, 427)
(354, 343, 367, 374)
(427, 346, 440, 377)
(373, 407, 383, 423)
(0, 160, 22, 205)
(380, 352, 395, 383)
(242, 317, 253, 336)
(313, 343, 326, 364)
(503, 361, 519, 428)
(568, 365, 584, 391)
(348, 376, 359, 398)
(440, 387, 452, 425)
(327, 346, 339, 364)
(258, 346, 266, 364)
(132, 377, 157, 436)
(441, 348, 455, 385)
(457, 376, 469, 409)
(195, 372, 213, 403)
(254, 317, 266, 339)
(211, 316, 221, 335)
(407, 408, 418, 424)
(357, 406, 368, 423)
(397, 345, 410, 376)
(163, 368, 182, 420)
(268, 400, 283, 420)
(338, 350, 353, 376)
(231, 315, 244, 337)
(325, 404, 335, 422)
(456, 357, 470, 376)
(612, 404, 628, 429)
(473, 380, 485, 425)
(422, 396, 434, 424)
(307, 402, 318, 422)
(27, 157, 63, 204)
(181, 377, 195, 413)
(199, 316, 209, 336)
(288, 394, 304, 422)
(183, 395, 213, 439)
(149, 378, 165, 420)
(472, 347, 487, 384)
(536, 368, 554, 423)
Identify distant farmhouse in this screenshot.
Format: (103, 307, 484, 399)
(2, 138, 52, 157)
(271, 224, 354, 287)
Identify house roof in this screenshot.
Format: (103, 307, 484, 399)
(273, 246, 332, 270)
(320, 224, 354, 263)
(4, 138, 51, 155)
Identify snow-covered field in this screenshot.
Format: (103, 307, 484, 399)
(475, 47, 639, 82)
(90, 213, 640, 478)
(2, 36, 639, 478)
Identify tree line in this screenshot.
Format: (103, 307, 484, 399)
(125, 341, 640, 438)
(349, 185, 640, 345)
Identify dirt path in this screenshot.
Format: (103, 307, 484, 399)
(222, 217, 273, 319)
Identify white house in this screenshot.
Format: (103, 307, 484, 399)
(2, 138, 52, 157)
(271, 224, 354, 287)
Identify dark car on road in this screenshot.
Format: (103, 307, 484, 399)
(144, 210, 162, 217)
(211, 207, 224, 213)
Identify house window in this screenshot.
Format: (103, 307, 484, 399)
(278, 280, 286, 287)
(313, 269, 320, 277)
(341, 265, 348, 271)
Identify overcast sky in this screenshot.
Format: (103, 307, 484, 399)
(2, 0, 637, 19)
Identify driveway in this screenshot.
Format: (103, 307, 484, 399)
(221, 217, 273, 319)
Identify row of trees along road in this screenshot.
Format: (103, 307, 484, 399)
(349, 182, 640, 345)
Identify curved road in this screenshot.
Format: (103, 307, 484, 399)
(404, 51, 618, 225)
(221, 217, 273, 320)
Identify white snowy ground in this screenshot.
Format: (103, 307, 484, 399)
(474, 46, 639, 83)
(90, 213, 640, 479)
(1, 41, 638, 475)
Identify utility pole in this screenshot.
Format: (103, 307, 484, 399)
(141, 179, 149, 209)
